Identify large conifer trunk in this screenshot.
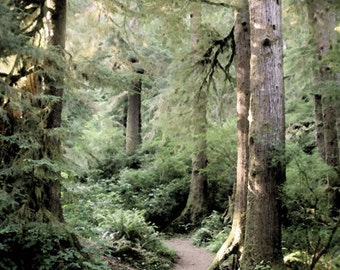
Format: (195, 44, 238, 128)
(241, 0, 285, 268)
(209, 0, 250, 268)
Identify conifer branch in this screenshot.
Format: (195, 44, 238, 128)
(196, 26, 235, 92)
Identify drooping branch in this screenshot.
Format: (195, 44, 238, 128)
(195, 26, 235, 92)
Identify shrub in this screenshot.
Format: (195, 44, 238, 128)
(95, 209, 176, 270)
(192, 211, 231, 253)
(0, 222, 107, 270)
(282, 145, 339, 270)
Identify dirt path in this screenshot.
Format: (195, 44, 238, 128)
(165, 238, 214, 270)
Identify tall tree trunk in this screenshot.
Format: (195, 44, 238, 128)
(43, 0, 67, 222)
(209, 0, 250, 268)
(173, 3, 209, 228)
(1, 2, 85, 269)
(241, 0, 285, 268)
(307, 0, 339, 214)
(0, 0, 67, 223)
(125, 1, 143, 156)
(323, 93, 340, 214)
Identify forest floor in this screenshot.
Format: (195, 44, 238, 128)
(165, 237, 214, 270)
(107, 236, 214, 270)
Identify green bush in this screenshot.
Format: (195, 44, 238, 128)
(192, 211, 231, 253)
(63, 181, 176, 270)
(62, 179, 123, 239)
(282, 145, 339, 270)
(0, 222, 107, 270)
(95, 209, 156, 246)
(143, 178, 189, 229)
(105, 141, 191, 229)
(95, 209, 176, 270)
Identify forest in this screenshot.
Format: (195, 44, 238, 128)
(0, 0, 339, 269)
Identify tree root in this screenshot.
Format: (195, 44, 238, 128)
(209, 228, 242, 270)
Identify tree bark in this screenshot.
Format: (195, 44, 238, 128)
(209, 0, 250, 268)
(44, 0, 66, 129)
(126, 64, 143, 155)
(173, 3, 209, 228)
(43, 0, 67, 222)
(307, 0, 339, 215)
(125, 1, 143, 156)
(241, 0, 285, 268)
(314, 94, 325, 159)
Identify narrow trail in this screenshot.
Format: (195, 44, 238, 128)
(165, 238, 214, 270)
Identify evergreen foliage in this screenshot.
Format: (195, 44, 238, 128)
(1, 0, 339, 268)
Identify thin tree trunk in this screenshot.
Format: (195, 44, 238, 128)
(43, 0, 67, 222)
(209, 0, 250, 268)
(241, 0, 285, 268)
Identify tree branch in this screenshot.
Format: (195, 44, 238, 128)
(193, 0, 234, 8)
(196, 25, 235, 92)
(0, 66, 40, 86)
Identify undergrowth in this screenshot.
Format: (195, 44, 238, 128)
(192, 211, 231, 253)
(62, 179, 177, 270)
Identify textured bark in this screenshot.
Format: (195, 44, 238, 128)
(241, 0, 285, 268)
(44, 0, 66, 129)
(209, 0, 250, 268)
(323, 93, 340, 213)
(126, 77, 142, 155)
(43, 0, 66, 222)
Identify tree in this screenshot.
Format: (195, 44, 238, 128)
(172, 2, 209, 228)
(125, 1, 144, 156)
(0, 0, 67, 224)
(306, 0, 339, 215)
(0, 1, 87, 269)
(241, 0, 285, 268)
(43, 0, 67, 222)
(209, 0, 250, 268)
(125, 66, 143, 155)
